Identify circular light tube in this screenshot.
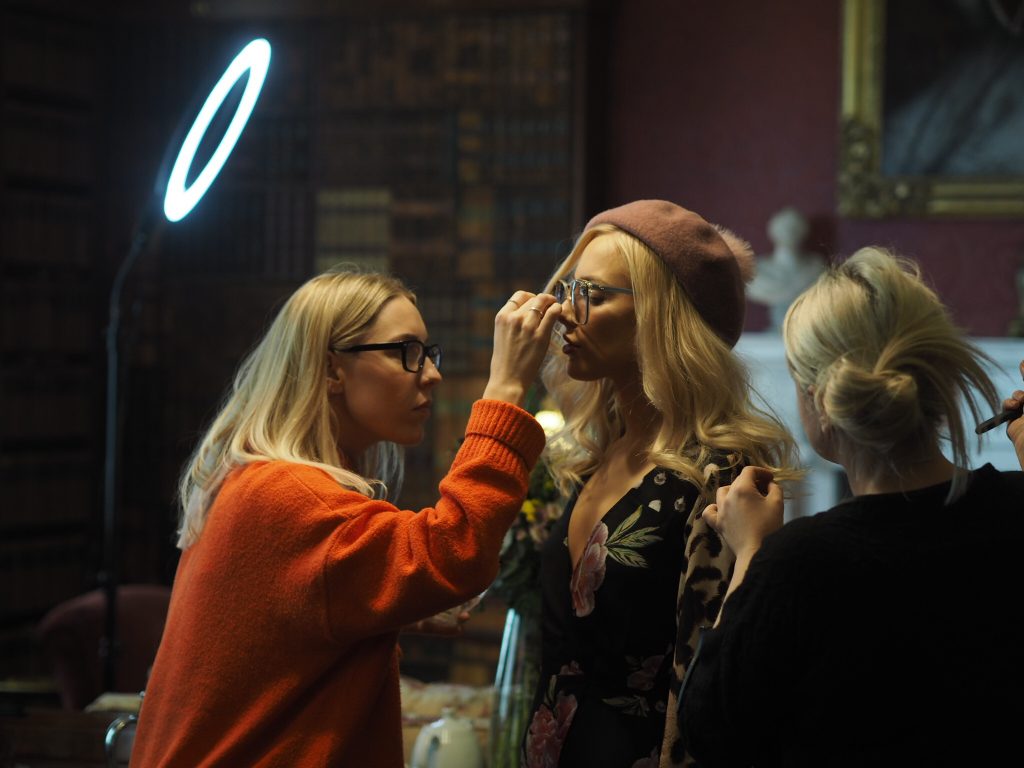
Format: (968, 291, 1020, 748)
(163, 38, 271, 222)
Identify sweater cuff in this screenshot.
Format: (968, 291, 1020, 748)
(464, 399, 546, 468)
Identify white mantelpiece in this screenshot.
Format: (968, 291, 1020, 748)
(735, 333, 1024, 520)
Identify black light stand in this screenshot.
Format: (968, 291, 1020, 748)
(99, 209, 161, 692)
(96, 36, 271, 693)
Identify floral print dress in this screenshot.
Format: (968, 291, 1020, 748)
(523, 466, 723, 768)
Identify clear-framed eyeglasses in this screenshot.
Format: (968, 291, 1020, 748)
(553, 277, 633, 325)
(332, 339, 442, 373)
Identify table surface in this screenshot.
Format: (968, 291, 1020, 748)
(0, 708, 126, 767)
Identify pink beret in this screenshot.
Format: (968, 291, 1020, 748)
(584, 199, 753, 348)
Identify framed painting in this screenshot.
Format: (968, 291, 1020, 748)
(839, 0, 1024, 217)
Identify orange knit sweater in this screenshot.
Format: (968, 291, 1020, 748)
(130, 400, 544, 767)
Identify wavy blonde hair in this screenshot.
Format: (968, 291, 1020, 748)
(177, 266, 415, 548)
(540, 224, 800, 499)
(782, 246, 998, 501)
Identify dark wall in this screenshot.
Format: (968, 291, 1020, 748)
(605, 0, 1024, 336)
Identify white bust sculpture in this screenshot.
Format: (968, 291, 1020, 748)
(746, 207, 826, 330)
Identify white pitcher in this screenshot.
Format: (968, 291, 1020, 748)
(410, 707, 484, 768)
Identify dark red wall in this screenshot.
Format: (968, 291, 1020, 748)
(604, 0, 1024, 336)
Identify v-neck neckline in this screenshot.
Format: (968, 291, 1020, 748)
(567, 465, 661, 575)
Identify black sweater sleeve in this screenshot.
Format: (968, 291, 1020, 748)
(678, 516, 827, 768)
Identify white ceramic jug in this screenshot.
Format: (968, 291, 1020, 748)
(410, 707, 484, 768)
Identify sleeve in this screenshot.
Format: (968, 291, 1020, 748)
(318, 399, 546, 640)
(676, 522, 816, 767)
(660, 469, 735, 768)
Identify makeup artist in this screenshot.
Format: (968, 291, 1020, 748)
(130, 266, 560, 767)
(679, 247, 1024, 766)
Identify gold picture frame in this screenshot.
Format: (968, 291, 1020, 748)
(839, 0, 1024, 218)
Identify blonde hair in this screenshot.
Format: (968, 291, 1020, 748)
(540, 224, 800, 499)
(782, 246, 998, 500)
(177, 266, 415, 548)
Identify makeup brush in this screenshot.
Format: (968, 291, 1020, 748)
(975, 404, 1024, 435)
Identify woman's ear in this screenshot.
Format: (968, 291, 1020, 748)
(326, 353, 345, 395)
(817, 411, 831, 433)
(806, 385, 830, 431)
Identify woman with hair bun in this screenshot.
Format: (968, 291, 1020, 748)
(680, 247, 1024, 766)
(520, 200, 800, 767)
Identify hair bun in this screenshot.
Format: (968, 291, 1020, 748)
(820, 358, 923, 450)
(784, 246, 999, 479)
(882, 369, 917, 403)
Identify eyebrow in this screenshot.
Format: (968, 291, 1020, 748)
(575, 276, 614, 288)
(388, 333, 428, 343)
(354, 333, 426, 346)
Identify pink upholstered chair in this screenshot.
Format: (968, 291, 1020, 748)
(37, 584, 171, 710)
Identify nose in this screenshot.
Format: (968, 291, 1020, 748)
(556, 293, 576, 327)
(421, 357, 443, 386)
(557, 306, 577, 331)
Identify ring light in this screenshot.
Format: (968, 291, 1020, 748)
(162, 38, 271, 222)
(100, 37, 271, 691)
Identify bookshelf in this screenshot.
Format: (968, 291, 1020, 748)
(303, 6, 591, 685)
(0, 1, 103, 677)
(307, 9, 587, 523)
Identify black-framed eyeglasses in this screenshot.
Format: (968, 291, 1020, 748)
(553, 277, 633, 325)
(333, 340, 442, 373)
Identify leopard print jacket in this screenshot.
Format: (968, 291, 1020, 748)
(659, 462, 737, 768)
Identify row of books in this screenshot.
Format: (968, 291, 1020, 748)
(238, 118, 312, 181)
(318, 116, 453, 185)
(5, 7, 97, 104)
(2, 282, 99, 355)
(1, 2, 103, 655)
(145, 278, 303, 397)
(313, 183, 570, 276)
(459, 112, 572, 140)
(158, 181, 311, 279)
(1, 371, 95, 441)
(3, 190, 95, 268)
(0, 533, 92, 619)
(0, 452, 94, 530)
(316, 12, 574, 110)
(5, 102, 95, 187)
(315, 113, 571, 185)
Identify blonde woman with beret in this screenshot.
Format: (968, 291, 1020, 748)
(521, 200, 799, 767)
(681, 248, 1024, 766)
(131, 266, 560, 767)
